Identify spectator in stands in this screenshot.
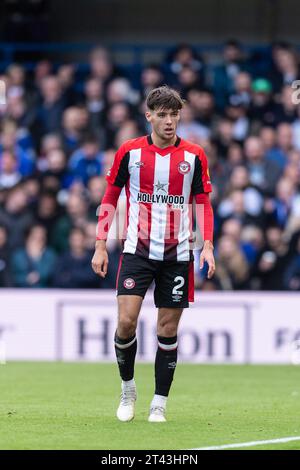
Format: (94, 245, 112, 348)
(217, 142, 245, 200)
(224, 97, 249, 142)
(165, 44, 205, 89)
(240, 225, 265, 267)
(0, 225, 10, 287)
(176, 66, 203, 98)
(37, 133, 63, 170)
(22, 177, 41, 207)
(218, 186, 262, 229)
(264, 177, 300, 229)
(87, 175, 106, 220)
(34, 60, 53, 89)
(89, 46, 115, 86)
(106, 77, 140, 107)
(57, 64, 80, 107)
(37, 75, 65, 135)
(275, 84, 297, 124)
(0, 120, 35, 176)
(68, 135, 104, 186)
(284, 232, 300, 290)
(223, 165, 264, 219)
(140, 64, 164, 98)
(84, 77, 105, 135)
(52, 191, 88, 253)
(0, 150, 22, 189)
(11, 224, 56, 287)
(0, 185, 34, 250)
(186, 88, 216, 133)
(39, 148, 71, 189)
(248, 78, 277, 128)
(214, 117, 234, 159)
(283, 160, 300, 188)
(260, 126, 277, 156)
(177, 102, 210, 141)
(34, 192, 61, 247)
(61, 106, 89, 155)
(270, 46, 300, 91)
(213, 39, 248, 110)
(215, 234, 249, 289)
(6, 93, 36, 139)
(114, 120, 141, 149)
(252, 226, 290, 290)
(105, 102, 131, 149)
(230, 71, 252, 108)
(264, 122, 293, 169)
(52, 227, 99, 288)
(244, 136, 282, 195)
(6, 64, 27, 99)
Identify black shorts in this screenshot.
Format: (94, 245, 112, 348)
(116, 253, 194, 308)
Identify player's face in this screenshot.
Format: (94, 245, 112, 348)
(146, 107, 180, 142)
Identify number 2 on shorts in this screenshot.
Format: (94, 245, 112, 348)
(172, 276, 185, 295)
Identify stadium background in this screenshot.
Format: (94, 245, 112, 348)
(1, 0, 300, 451)
(1, 0, 300, 292)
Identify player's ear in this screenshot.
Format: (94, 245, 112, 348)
(145, 110, 152, 122)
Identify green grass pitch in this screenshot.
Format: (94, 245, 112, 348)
(0, 362, 300, 450)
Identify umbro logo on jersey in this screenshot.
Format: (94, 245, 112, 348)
(178, 161, 191, 175)
(129, 161, 145, 170)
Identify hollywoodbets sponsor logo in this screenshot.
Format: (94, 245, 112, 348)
(137, 192, 184, 205)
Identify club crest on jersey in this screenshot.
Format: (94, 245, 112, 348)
(178, 161, 191, 175)
(123, 278, 135, 289)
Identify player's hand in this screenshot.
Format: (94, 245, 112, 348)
(200, 241, 215, 279)
(91, 246, 109, 278)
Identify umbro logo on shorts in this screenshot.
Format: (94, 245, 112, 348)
(123, 278, 135, 289)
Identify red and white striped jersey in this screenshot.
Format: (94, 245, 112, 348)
(106, 135, 212, 261)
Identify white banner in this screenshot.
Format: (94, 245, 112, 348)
(0, 290, 300, 363)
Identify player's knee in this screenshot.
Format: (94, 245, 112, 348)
(158, 321, 178, 338)
(118, 316, 137, 338)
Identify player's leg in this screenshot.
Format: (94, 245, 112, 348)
(148, 307, 183, 422)
(115, 294, 142, 388)
(115, 294, 143, 422)
(148, 259, 190, 422)
(115, 253, 155, 421)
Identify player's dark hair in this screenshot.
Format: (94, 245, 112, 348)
(146, 86, 185, 111)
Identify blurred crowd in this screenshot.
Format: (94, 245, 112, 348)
(1, 40, 300, 290)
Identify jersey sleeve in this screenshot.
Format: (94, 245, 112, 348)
(105, 144, 130, 187)
(191, 148, 212, 195)
(194, 192, 214, 242)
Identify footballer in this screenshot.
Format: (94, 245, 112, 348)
(92, 86, 215, 422)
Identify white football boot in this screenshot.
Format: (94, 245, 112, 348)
(148, 405, 167, 422)
(116, 382, 137, 422)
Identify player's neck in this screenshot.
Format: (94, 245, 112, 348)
(150, 132, 177, 149)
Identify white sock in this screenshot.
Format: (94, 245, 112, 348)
(151, 394, 167, 409)
(122, 379, 135, 390)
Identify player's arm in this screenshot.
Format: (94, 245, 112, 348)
(195, 193, 215, 278)
(92, 183, 122, 277)
(92, 145, 129, 278)
(192, 149, 215, 279)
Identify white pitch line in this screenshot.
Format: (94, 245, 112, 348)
(193, 436, 300, 450)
